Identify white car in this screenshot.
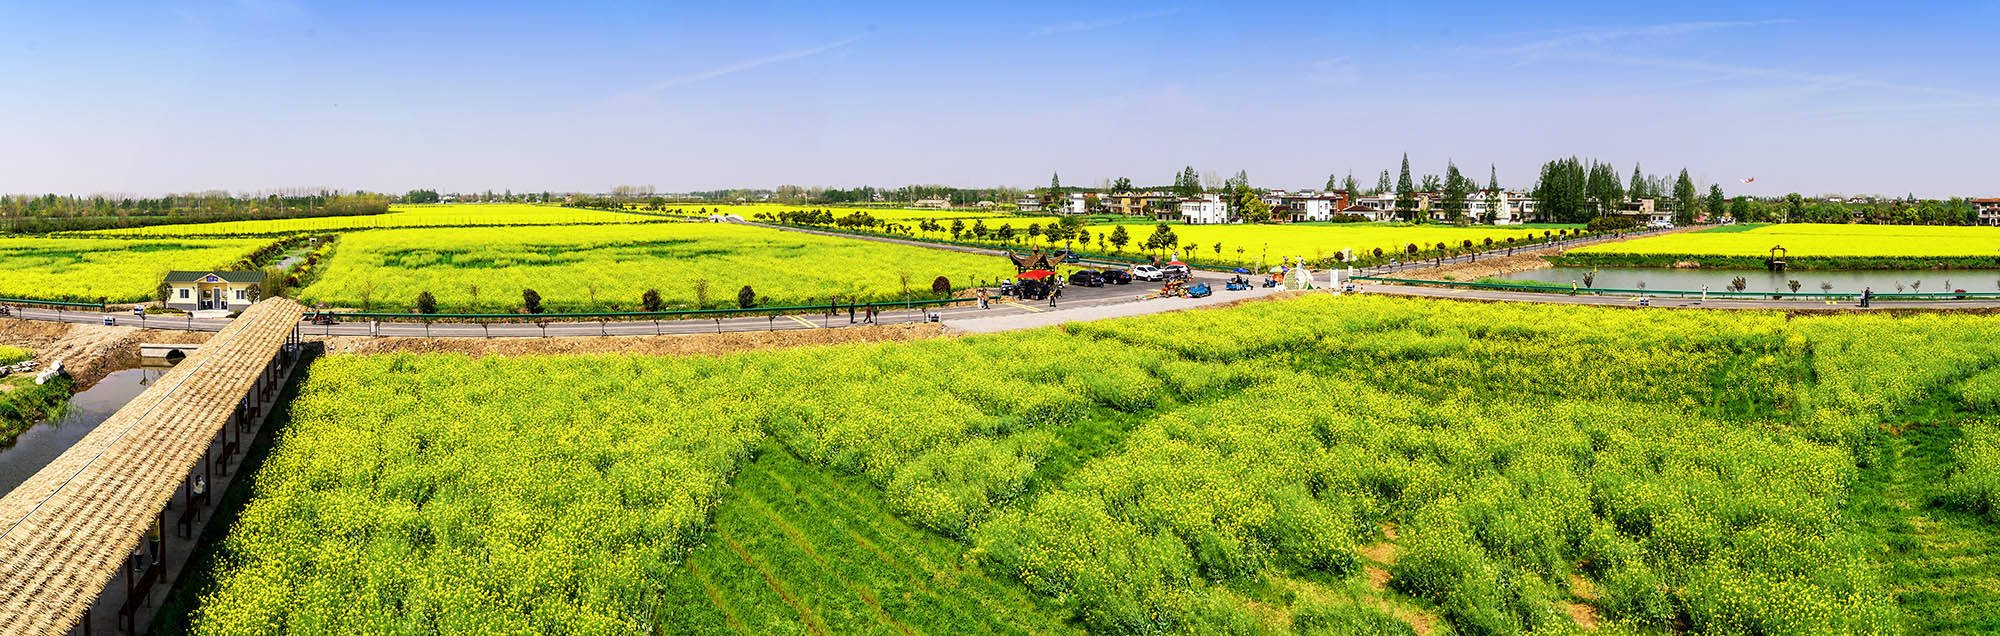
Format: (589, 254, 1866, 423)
(1162, 264, 1191, 279)
(1132, 265, 1165, 281)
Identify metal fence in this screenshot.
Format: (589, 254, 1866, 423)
(0, 297, 106, 311)
(1354, 275, 2000, 301)
(310, 296, 976, 323)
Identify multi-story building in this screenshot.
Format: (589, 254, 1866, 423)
(1052, 193, 1088, 215)
(1178, 194, 1230, 224)
(1103, 192, 1170, 217)
(1015, 194, 1041, 212)
(1279, 192, 1350, 222)
(1973, 198, 2000, 226)
(1617, 198, 1674, 227)
(1341, 204, 1393, 222)
(1458, 190, 1535, 225)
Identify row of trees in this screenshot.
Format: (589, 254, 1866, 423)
(2, 191, 389, 219)
(3, 192, 391, 234)
(1725, 195, 1985, 225)
(1529, 157, 1710, 225)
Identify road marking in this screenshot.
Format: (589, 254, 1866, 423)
(1007, 302, 1044, 313)
(787, 315, 817, 328)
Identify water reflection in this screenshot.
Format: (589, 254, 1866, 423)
(1498, 267, 2000, 295)
(0, 367, 169, 496)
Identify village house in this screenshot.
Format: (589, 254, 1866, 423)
(1972, 198, 2000, 226)
(1341, 204, 1393, 222)
(1014, 194, 1042, 212)
(1103, 192, 1169, 217)
(912, 196, 951, 209)
(1178, 194, 1230, 224)
(163, 271, 264, 312)
(1278, 192, 1349, 222)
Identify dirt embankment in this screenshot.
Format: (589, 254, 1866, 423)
(1398, 250, 1556, 281)
(0, 320, 211, 389)
(320, 322, 950, 357)
(1399, 227, 1710, 281)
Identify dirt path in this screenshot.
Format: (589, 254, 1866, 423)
(0, 319, 210, 389)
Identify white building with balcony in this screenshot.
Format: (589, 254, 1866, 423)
(1178, 194, 1230, 224)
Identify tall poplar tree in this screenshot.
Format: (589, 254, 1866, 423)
(1394, 153, 1418, 220)
(1672, 169, 1698, 226)
(1483, 164, 1502, 224)
(1441, 160, 1469, 222)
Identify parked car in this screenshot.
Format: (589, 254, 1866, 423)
(1187, 283, 1213, 298)
(1067, 270, 1104, 287)
(1052, 250, 1082, 263)
(1132, 265, 1165, 281)
(1098, 269, 1132, 285)
(1163, 263, 1192, 279)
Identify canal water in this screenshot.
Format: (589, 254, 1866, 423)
(0, 365, 169, 496)
(1498, 267, 2000, 295)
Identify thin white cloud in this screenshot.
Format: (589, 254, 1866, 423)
(623, 35, 865, 98)
(1033, 7, 1184, 36)
(1595, 54, 2000, 119)
(1312, 57, 1358, 87)
(1495, 19, 1794, 60)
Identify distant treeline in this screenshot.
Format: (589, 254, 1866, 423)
(0, 193, 390, 234)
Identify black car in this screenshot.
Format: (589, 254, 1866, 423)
(1067, 270, 1105, 287)
(1098, 269, 1132, 284)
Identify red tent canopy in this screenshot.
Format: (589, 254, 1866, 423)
(1017, 270, 1057, 280)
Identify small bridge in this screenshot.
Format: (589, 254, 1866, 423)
(0, 298, 304, 635)
(138, 343, 202, 359)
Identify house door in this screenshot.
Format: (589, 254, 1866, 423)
(201, 288, 214, 310)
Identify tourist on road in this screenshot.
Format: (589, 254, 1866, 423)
(977, 288, 989, 310)
(1861, 287, 1872, 308)
(1699, 284, 1708, 305)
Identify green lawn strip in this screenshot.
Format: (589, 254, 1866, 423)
(1848, 422, 2000, 633)
(1018, 407, 1147, 500)
(748, 447, 1075, 634)
(789, 462, 1079, 635)
(1694, 223, 1771, 233)
(660, 447, 1081, 635)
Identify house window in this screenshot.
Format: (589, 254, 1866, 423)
(235, 289, 246, 300)
(179, 288, 189, 299)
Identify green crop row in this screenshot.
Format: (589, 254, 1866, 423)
(190, 294, 2000, 635)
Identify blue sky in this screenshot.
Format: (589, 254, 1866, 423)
(2, 1, 1996, 197)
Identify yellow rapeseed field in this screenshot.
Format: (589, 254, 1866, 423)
(1572, 223, 2000, 258)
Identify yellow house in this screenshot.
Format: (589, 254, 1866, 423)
(163, 271, 264, 311)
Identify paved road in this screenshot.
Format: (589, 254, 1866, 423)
(5, 224, 1970, 339)
(0, 270, 1216, 337)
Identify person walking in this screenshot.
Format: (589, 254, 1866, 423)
(147, 517, 163, 565)
(977, 288, 989, 310)
(1861, 287, 1872, 308)
(1048, 283, 1061, 308)
(1699, 284, 1708, 305)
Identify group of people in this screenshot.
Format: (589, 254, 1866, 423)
(979, 277, 1065, 309)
